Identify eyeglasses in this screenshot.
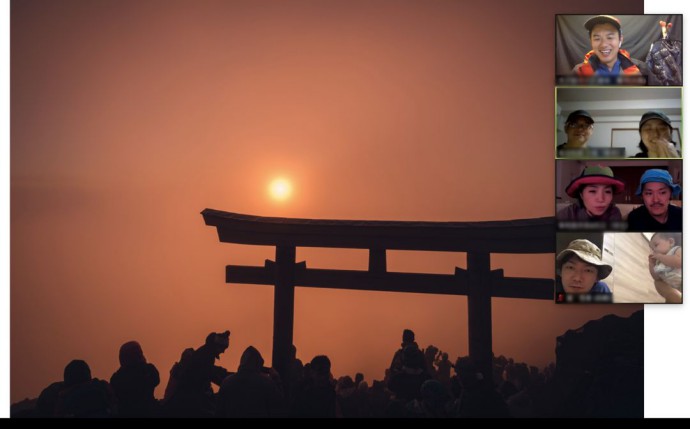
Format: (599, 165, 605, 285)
(566, 123, 593, 130)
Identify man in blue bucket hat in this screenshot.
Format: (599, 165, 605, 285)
(627, 169, 682, 231)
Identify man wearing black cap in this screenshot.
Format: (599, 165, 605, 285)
(557, 110, 594, 157)
(573, 15, 645, 78)
(632, 110, 681, 158)
(389, 329, 419, 374)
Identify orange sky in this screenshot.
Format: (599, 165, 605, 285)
(11, 0, 643, 403)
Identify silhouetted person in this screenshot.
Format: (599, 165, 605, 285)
(448, 358, 464, 399)
(163, 347, 194, 401)
(505, 363, 534, 418)
(405, 379, 451, 418)
(449, 357, 509, 418)
(284, 344, 304, 407)
(423, 345, 439, 378)
(499, 363, 519, 400)
(292, 355, 336, 418)
(335, 376, 358, 418)
(54, 360, 116, 418)
(435, 352, 452, 389)
(387, 345, 431, 403)
(369, 380, 391, 418)
(36, 381, 64, 417)
(354, 372, 364, 388)
(109, 341, 160, 418)
(216, 346, 284, 417)
(160, 330, 231, 417)
(389, 329, 418, 374)
(354, 380, 372, 418)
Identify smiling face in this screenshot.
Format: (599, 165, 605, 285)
(560, 255, 600, 294)
(579, 184, 614, 217)
(565, 117, 593, 148)
(641, 182, 672, 222)
(640, 119, 672, 149)
(590, 23, 622, 69)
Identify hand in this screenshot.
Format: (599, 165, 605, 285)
(649, 138, 680, 158)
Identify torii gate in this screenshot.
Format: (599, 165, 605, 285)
(202, 209, 555, 381)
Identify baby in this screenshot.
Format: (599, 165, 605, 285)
(648, 232, 682, 303)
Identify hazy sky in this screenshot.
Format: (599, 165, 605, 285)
(11, 0, 643, 402)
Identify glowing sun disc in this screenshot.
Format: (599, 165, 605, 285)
(269, 178, 292, 201)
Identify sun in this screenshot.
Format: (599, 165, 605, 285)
(268, 178, 292, 201)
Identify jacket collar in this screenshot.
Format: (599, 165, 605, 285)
(583, 49, 637, 71)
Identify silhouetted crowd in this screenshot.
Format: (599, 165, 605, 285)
(11, 323, 642, 418)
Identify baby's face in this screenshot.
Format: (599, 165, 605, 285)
(650, 236, 674, 254)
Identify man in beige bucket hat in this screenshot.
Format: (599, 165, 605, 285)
(556, 239, 613, 295)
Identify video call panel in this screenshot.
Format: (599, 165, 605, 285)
(554, 14, 683, 305)
(556, 14, 682, 86)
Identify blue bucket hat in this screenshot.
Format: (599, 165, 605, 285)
(635, 169, 681, 197)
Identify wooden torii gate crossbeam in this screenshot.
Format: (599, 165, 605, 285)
(202, 209, 555, 381)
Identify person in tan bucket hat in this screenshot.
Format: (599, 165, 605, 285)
(556, 239, 612, 295)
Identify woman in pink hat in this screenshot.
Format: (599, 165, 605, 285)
(557, 165, 625, 224)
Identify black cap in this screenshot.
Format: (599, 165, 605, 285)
(566, 110, 594, 124)
(584, 15, 621, 32)
(639, 110, 672, 130)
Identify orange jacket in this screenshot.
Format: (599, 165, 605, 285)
(574, 49, 642, 76)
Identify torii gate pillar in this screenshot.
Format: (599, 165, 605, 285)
(467, 252, 493, 379)
(272, 246, 296, 378)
